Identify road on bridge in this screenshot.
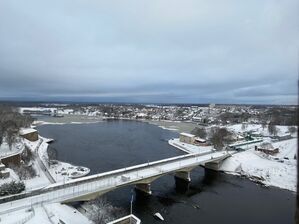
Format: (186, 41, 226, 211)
(0, 150, 231, 215)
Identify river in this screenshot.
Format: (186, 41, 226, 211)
(36, 120, 295, 224)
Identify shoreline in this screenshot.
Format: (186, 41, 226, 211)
(169, 137, 297, 192)
(33, 114, 198, 134)
(34, 116, 297, 193)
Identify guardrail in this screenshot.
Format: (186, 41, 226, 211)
(35, 140, 55, 183)
(0, 151, 228, 206)
(45, 151, 219, 190)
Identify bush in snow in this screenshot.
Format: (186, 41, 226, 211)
(0, 181, 25, 196)
(83, 197, 126, 224)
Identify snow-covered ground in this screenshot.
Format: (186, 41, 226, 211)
(0, 163, 51, 192)
(0, 139, 24, 159)
(222, 138, 297, 191)
(169, 137, 297, 192)
(1, 203, 91, 224)
(24, 136, 90, 184)
(0, 133, 92, 223)
(0, 138, 51, 190)
(159, 125, 179, 131)
(169, 138, 213, 154)
(33, 119, 103, 126)
(2, 133, 91, 191)
(24, 162, 51, 191)
(50, 161, 90, 182)
(0, 167, 19, 186)
(226, 124, 292, 137)
(33, 120, 66, 125)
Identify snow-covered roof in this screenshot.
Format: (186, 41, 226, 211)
(180, 132, 195, 138)
(19, 128, 37, 135)
(277, 133, 291, 137)
(195, 137, 206, 142)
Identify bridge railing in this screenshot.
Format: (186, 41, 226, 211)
(43, 150, 216, 191)
(0, 151, 229, 205)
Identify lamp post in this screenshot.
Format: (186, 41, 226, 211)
(130, 191, 133, 214)
(130, 190, 134, 224)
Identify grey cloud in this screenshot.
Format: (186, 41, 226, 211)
(0, 0, 298, 104)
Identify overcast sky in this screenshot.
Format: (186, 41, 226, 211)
(0, 0, 298, 104)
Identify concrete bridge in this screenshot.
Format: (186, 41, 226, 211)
(0, 150, 231, 214)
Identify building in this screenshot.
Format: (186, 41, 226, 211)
(195, 137, 206, 143)
(0, 161, 10, 178)
(255, 143, 279, 155)
(209, 103, 216, 108)
(19, 128, 38, 141)
(276, 134, 292, 141)
(179, 133, 195, 144)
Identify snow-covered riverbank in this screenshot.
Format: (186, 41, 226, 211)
(25, 135, 90, 184)
(220, 138, 297, 192)
(169, 137, 297, 192)
(0, 132, 92, 223)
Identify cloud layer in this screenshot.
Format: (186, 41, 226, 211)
(0, 0, 298, 104)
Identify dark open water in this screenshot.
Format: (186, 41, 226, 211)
(37, 120, 296, 224)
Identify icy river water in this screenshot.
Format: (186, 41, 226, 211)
(36, 120, 296, 224)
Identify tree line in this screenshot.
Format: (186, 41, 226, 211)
(0, 105, 34, 149)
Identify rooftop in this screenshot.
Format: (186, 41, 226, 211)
(19, 128, 37, 136)
(180, 132, 195, 138)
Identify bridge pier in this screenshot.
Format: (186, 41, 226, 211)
(175, 171, 191, 182)
(204, 153, 231, 171)
(204, 161, 221, 171)
(175, 177, 190, 193)
(135, 183, 152, 195)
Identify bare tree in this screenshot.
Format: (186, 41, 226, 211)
(84, 197, 126, 224)
(261, 121, 267, 130)
(0, 106, 34, 148)
(8, 163, 36, 180)
(210, 127, 234, 150)
(6, 129, 17, 150)
(191, 127, 207, 139)
(288, 126, 297, 134)
(0, 128, 3, 146)
(268, 123, 278, 136)
(241, 123, 248, 131)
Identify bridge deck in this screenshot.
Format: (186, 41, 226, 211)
(0, 150, 230, 215)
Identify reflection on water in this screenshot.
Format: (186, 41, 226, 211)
(175, 177, 190, 194)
